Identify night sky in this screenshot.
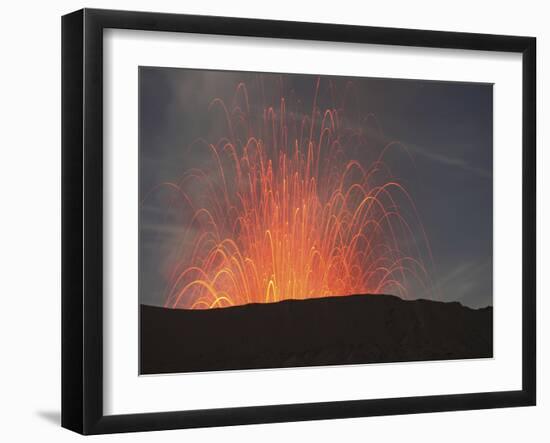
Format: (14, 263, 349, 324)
(139, 67, 492, 309)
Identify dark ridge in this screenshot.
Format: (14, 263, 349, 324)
(140, 294, 492, 374)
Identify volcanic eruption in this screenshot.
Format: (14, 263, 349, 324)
(144, 77, 436, 310)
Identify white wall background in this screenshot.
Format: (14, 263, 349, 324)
(0, 0, 546, 441)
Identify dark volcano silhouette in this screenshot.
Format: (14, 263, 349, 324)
(140, 294, 492, 374)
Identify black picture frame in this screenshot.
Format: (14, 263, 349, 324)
(62, 8, 536, 435)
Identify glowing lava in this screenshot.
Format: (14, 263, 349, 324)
(145, 77, 435, 309)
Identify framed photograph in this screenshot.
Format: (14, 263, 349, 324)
(62, 8, 536, 434)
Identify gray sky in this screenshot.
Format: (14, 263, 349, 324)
(139, 67, 492, 309)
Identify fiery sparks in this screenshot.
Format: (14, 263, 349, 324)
(144, 77, 435, 309)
